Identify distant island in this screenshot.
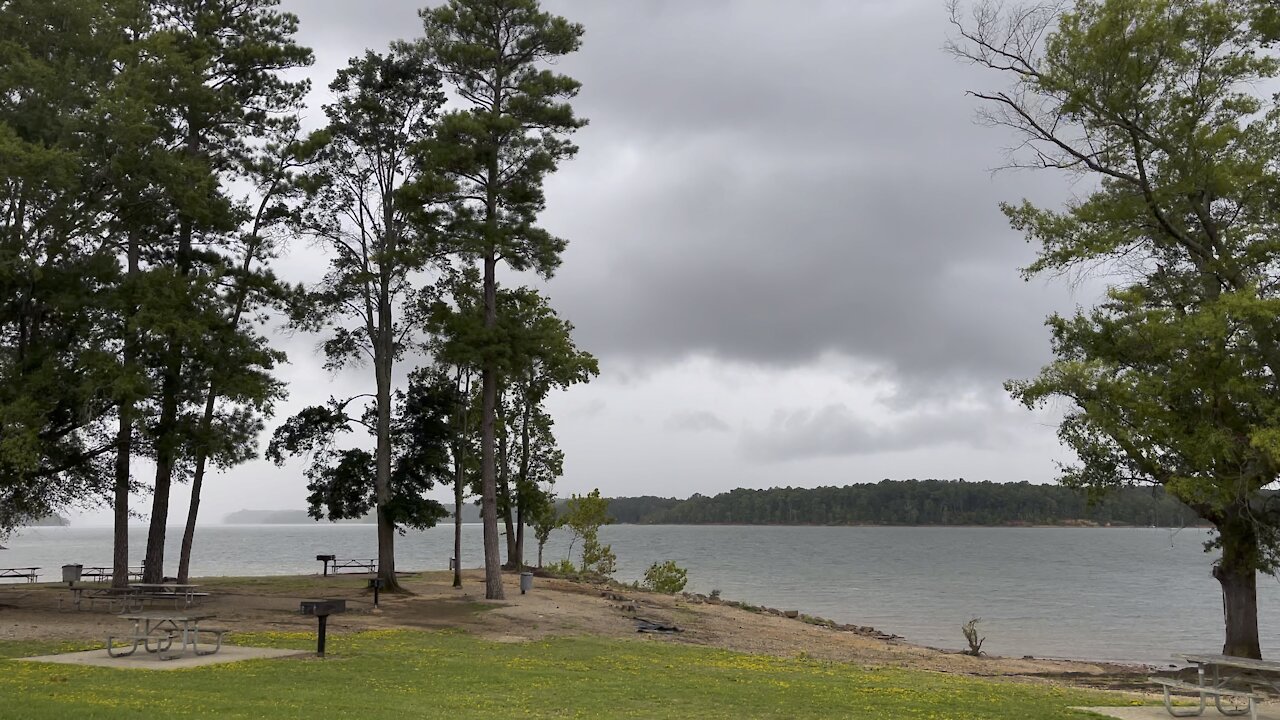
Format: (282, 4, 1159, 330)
(23, 514, 69, 527)
(227, 479, 1202, 528)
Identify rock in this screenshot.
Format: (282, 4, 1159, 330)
(784, 610, 799, 619)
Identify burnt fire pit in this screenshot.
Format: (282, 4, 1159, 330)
(300, 599, 346, 657)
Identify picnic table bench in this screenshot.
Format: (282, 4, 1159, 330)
(316, 555, 377, 576)
(1150, 653, 1280, 720)
(107, 612, 225, 660)
(0, 567, 39, 583)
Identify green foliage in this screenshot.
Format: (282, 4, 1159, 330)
(529, 493, 560, 567)
(418, 0, 587, 276)
(643, 560, 689, 594)
(265, 368, 456, 533)
(563, 488, 615, 575)
(951, 0, 1280, 655)
(0, 0, 143, 533)
(543, 558, 576, 576)
(580, 535, 617, 577)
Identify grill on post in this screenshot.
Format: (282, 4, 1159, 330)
(315, 555, 336, 577)
(299, 599, 346, 657)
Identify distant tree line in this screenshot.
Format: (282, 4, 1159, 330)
(603, 480, 1202, 528)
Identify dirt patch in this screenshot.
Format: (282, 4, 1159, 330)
(0, 571, 1148, 689)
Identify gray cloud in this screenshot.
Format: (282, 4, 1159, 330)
(665, 410, 732, 434)
(277, 0, 1084, 392)
(741, 402, 1020, 463)
(523, 1, 1088, 391)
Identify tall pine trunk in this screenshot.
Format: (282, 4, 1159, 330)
(452, 368, 468, 589)
(143, 367, 179, 583)
(176, 391, 216, 583)
(373, 309, 398, 591)
(498, 405, 516, 566)
(514, 384, 532, 571)
(515, 502, 525, 572)
(480, 252, 503, 599)
(178, 224, 263, 584)
(143, 125, 198, 584)
(1214, 520, 1262, 658)
(112, 234, 139, 589)
(453, 455, 463, 588)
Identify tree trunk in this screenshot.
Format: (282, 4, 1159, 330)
(143, 389, 177, 583)
(178, 232, 260, 585)
(177, 391, 216, 583)
(453, 452, 463, 588)
(373, 324, 398, 591)
(452, 368, 468, 589)
(112, 400, 132, 589)
(515, 501, 525, 572)
(144, 126, 198, 585)
(1214, 521, 1262, 658)
(112, 234, 139, 589)
(514, 381, 532, 571)
(480, 252, 504, 599)
(498, 405, 516, 567)
(537, 539, 544, 569)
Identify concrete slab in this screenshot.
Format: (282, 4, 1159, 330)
(15, 644, 307, 670)
(1077, 706, 1280, 720)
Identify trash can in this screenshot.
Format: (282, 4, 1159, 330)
(519, 571, 533, 595)
(61, 564, 82, 584)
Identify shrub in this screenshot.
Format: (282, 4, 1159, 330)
(581, 536, 617, 577)
(642, 560, 688, 594)
(544, 559, 577, 576)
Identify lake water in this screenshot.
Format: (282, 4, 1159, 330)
(4, 523, 1276, 665)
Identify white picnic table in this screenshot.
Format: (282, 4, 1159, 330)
(1150, 653, 1280, 720)
(107, 612, 225, 660)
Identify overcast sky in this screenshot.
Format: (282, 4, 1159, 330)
(76, 0, 1102, 526)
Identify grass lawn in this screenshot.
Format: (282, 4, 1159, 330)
(0, 630, 1132, 719)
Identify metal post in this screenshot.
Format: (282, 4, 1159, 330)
(372, 579, 380, 608)
(317, 614, 327, 657)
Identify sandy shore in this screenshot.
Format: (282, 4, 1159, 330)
(0, 569, 1148, 689)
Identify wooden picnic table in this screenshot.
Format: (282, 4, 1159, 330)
(1150, 653, 1280, 720)
(107, 612, 225, 660)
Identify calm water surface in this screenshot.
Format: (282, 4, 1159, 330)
(5, 524, 1274, 665)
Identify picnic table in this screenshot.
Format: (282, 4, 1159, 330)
(1150, 653, 1280, 720)
(80, 566, 144, 583)
(0, 567, 39, 583)
(130, 583, 208, 609)
(107, 612, 225, 660)
(60, 583, 143, 612)
(316, 555, 377, 576)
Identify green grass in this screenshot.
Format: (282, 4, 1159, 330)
(0, 630, 1131, 719)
